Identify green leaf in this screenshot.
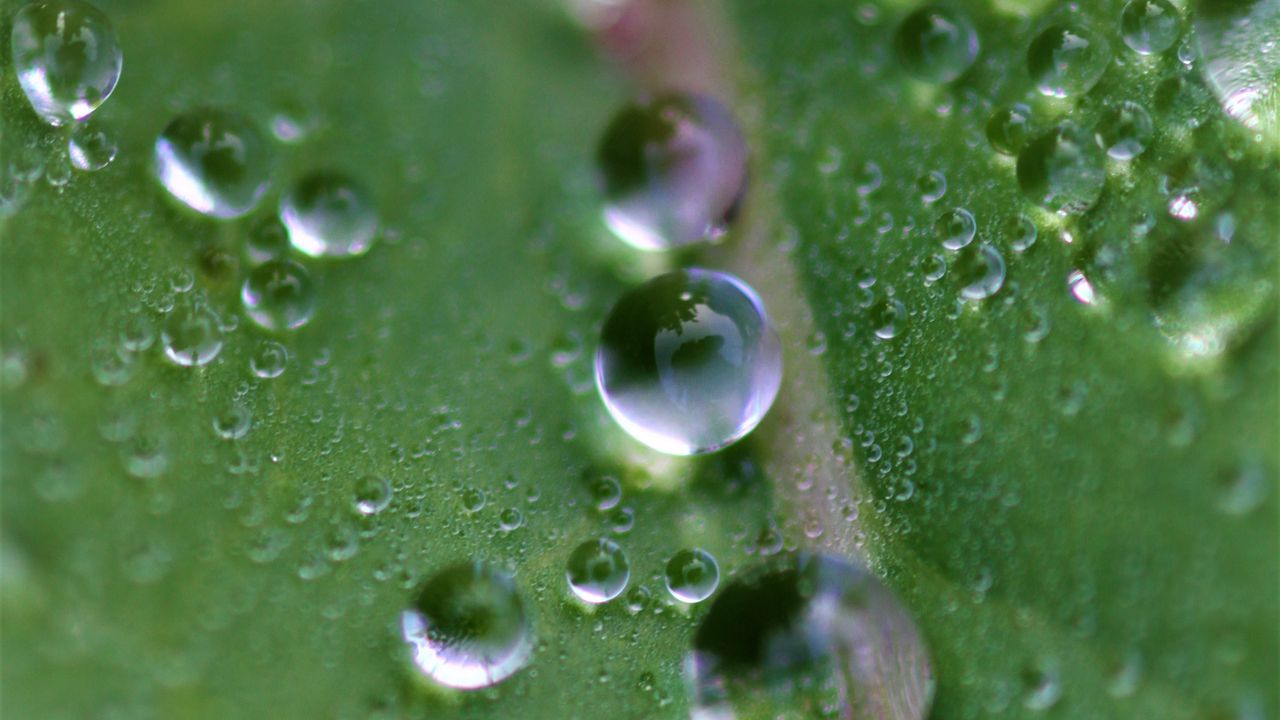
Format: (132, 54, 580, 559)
(2, 0, 1276, 719)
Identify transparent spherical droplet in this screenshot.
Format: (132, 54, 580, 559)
(401, 562, 533, 690)
(566, 538, 630, 604)
(986, 103, 1033, 156)
(498, 507, 524, 532)
(90, 342, 136, 386)
(595, 269, 782, 456)
(154, 108, 270, 219)
(919, 253, 947, 286)
(119, 313, 155, 352)
(686, 553, 934, 720)
(1028, 24, 1112, 98)
(1017, 122, 1106, 215)
(665, 548, 719, 603)
(245, 216, 292, 265)
(353, 475, 393, 516)
(241, 259, 316, 331)
(1095, 101, 1153, 160)
(956, 244, 1007, 301)
(1121, 0, 1182, 56)
(915, 170, 947, 204)
(250, 339, 288, 379)
(597, 93, 747, 250)
(161, 303, 224, 367)
(280, 172, 378, 258)
(1006, 214, 1038, 253)
(1194, 0, 1280, 142)
(935, 207, 977, 250)
(67, 121, 117, 171)
(212, 402, 251, 440)
(895, 6, 979, 83)
(590, 475, 623, 511)
(870, 298, 906, 340)
(10, 0, 122, 126)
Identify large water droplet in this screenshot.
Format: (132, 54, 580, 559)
(895, 6, 979, 83)
(401, 562, 532, 690)
(154, 108, 272, 219)
(665, 548, 719, 603)
(1095, 101, 1153, 160)
(280, 172, 378, 258)
(241, 259, 316, 331)
(1028, 24, 1112, 98)
(1194, 0, 1280, 143)
(1017, 122, 1107, 215)
(1121, 0, 1183, 55)
(597, 93, 747, 250)
(566, 538, 630, 604)
(595, 269, 782, 456)
(10, 0, 122, 125)
(686, 553, 934, 720)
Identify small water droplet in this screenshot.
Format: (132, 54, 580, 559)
(249, 339, 289, 379)
(401, 562, 533, 689)
(1017, 122, 1107, 215)
(895, 6, 979, 83)
(241, 259, 316, 331)
(353, 475, 393, 516)
(936, 207, 977, 250)
(280, 171, 378, 258)
(161, 301, 224, 367)
(1021, 658, 1063, 711)
(870, 298, 907, 340)
(67, 121, 117, 171)
(245, 216, 292, 266)
(498, 507, 524, 532)
(10, 0, 122, 125)
(212, 401, 252, 440)
(1095, 101, 1153, 160)
(916, 170, 947, 204)
(154, 108, 272, 219)
(1005, 214, 1038, 253)
(598, 93, 747, 250)
(1068, 269, 1098, 305)
(590, 475, 622, 511)
(956, 244, 1006, 300)
(566, 538, 630, 604)
(1121, 0, 1182, 56)
(987, 104, 1033, 156)
(1028, 24, 1112, 98)
(596, 269, 783, 456)
(665, 548, 719, 603)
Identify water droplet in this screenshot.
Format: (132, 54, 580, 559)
(590, 475, 622, 511)
(154, 114, 271, 223)
(461, 486, 487, 513)
(870, 298, 906, 340)
(1095, 101, 1153, 160)
(595, 269, 783, 456)
(241, 259, 316, 331)
(67, 121, 117, 171)
(401, 562, 533, 689)
(90, 341, 136, 386)
(249, 339, 288, 379)
(1017, 122, 1107, 215)
(665, 548, 719, 603)
(915, 170, 947, 204)
(1021, 659, 1063, 710)
(1005, 214, 1038, 253)
(498, 507, 524, 532)
(245, 216, 291, 265)
(119, 313, 155, 352)
(986, 103, 1033, 156)
(566, 538, 630, 604)
(895, 6, 979, 83)
(956, 244, 1006, 300)
(212, 401, 251, 440)
(10, 0, 122, 125)
(44, 157, 71, 188)
(1068, 269, 1098, 305)
(597, 93, 747, 250)
(161, 302, 224, 367)
(919, 253, 947, 285)
(687, 553, 934, 720)
(353, 475, 393, 516)
(1028, 24, 1112, 98)
(1121, 0, 1182, 56)
(280, 172, 378, 258)
(1194, 0, 1280, 141)
(935, 207, 977, 250)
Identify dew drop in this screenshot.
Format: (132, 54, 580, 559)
(915, 170, 947, 204)
(67, 121, 117, 172)
(90, 341, 136, 387)
(241, 259, 316, 332)
(1027, 24, 1112, 98)
(154, 108, 272, 219)
(566, 538, 630, 604)
(353, 475, 393, 516)
(935, 207, 977, 250)
(401, 562, 533, 690)
(1017, 122, 1107, 215)
(597, 93, 747, 250)
(250, 339, 289, 379)
(280, 172, 378, 258)
(245, 216, 292, 266)
(665, 548, 719, 604)
(212, 401, 252, 440)
(498, 507, 524, 532)
(1121, 0, 1182, 55)
(986, 103, 1033, 156)
(595, 269, 782, 456)
(1006, 214, 1038, 253)
(956, 244, 1006, 300)
(1194, 0, 1280, 141)
(894, 6, 979, 84)
(1095, 101, 1153, 160)
(870, 298, 907, 340)
(161, 302, 224, 367)
(687, 553, 934, 720)
(590, 475, 622, 511)
(10, 0, 122, 126)
(1068, 269, 1098, 305)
